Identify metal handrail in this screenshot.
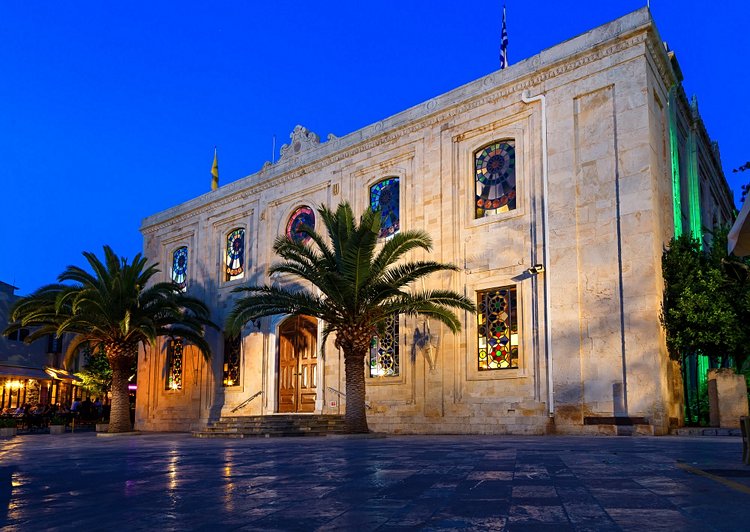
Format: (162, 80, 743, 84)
(326, 386, 345, 398)
(230, 390, 263, 413)
(326, 386, 371, 409)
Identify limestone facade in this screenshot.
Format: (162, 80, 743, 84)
(136, 8, 734, 435)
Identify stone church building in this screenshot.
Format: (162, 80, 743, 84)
(136, 8, 734, 435)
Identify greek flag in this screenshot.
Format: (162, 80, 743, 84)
(500, 5, 508, 69)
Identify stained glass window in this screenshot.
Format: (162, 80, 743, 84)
(475, 141, 516, 218)
(225, 228, 245, 281)
(477, 286, 519, 370)
(370, 177, 400, 238)
(223, 334, 241, 387)
(166, 338, 183, 390)
(370, 315, 399, 377)
(171, 246, 188, 290)
(286, 206, 315, 245)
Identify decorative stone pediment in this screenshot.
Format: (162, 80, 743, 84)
(279, 125, 320, 162)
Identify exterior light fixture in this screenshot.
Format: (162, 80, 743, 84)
(527, 264, 545, 275)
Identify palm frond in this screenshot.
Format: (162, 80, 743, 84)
(226, 285, 331, 336)
(7, 246, 214, 363)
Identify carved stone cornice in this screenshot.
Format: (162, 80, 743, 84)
(644, 32, 678, 89)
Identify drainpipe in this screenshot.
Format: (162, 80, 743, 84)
(521, 90, 554, 417)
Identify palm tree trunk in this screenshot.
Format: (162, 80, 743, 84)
(108, 354, 134, 433)
(343, 351, 369, 433)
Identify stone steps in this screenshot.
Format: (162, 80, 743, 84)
(192, 414, 347, 439)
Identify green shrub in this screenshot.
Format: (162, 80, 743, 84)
(49, 415, 67, 426)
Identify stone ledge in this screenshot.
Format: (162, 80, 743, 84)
(584, 416, 649, 426)
(672, 427, 741, 437)
(96, 431, 146, 438)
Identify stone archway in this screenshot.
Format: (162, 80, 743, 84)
(277, 316, 318, 413)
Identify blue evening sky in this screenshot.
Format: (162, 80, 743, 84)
(1, 1, 748, 295)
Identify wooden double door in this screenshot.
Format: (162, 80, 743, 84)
(278, 316, 318, 413)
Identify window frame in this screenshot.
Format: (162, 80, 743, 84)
(285, 205, 316, 245)
(170, 245, 189, 291)
(368, 314, 400, 379)
(165, 338, 184, 391)
(222, 334, 242, 387)
(476, 285, 519, 372)
(224, 226, 247, 283)
(473, 139, 518, 220)
(366, 314, 407, 386)
(466, 279, 528, 382)
(459, 125, 526, 230)
(368, 175, 402, 240)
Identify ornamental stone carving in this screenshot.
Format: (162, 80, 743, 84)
(279, 125, 321, 162)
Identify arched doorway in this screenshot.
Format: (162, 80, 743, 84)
(277, 316, 318, 413)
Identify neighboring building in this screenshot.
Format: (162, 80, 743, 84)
(0, 281, 81, 410)
(728, 199, 750, 256)
(136, 8, 734, 436)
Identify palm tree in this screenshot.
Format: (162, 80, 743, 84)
(226, 203, 475, 433)
(5, 246, 215, 433)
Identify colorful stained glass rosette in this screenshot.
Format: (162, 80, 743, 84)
(225, 228, 245, 279)
(370, 315, 399, 377)
(285, 206, 315, 245)
(370, 177, 400, 238)
(475, 141, 516, 218)
(477, 287, 519, 370)
(171, 247, 188, 290)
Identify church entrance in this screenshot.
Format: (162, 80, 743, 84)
(277, 316, 318, 413)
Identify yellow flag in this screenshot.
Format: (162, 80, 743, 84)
(211, 147, 219, 191)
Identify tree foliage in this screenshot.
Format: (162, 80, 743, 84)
(75, 346, 129, 399)
(661, 231, 750, 370)
(4, 246, 216, 432)
(733, 161, 750, 203)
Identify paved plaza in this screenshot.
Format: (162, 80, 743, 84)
(1, 432, 748, 530)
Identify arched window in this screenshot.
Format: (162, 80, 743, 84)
(370, 177, 400, 238)
(225, 228, 245, 281)
(475, 140, 516, 218)
(286, 206, 315, 245)
(171, 246, 188, 290)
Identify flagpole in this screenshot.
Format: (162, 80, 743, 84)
(500, 3, 508, 70)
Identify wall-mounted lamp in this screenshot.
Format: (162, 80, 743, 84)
(526, 264, 545, 275)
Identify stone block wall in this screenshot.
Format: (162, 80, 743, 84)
(135, 9, 730, 435)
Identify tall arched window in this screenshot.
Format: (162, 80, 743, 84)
(286, 206, 315, 245)
(475, 140, 516, 218)
(171, 247, 188, 291)
(225, 228, 245, 281)
(370, 177, 400, 238)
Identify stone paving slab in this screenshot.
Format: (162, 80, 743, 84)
(0, 433, 748, 530)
